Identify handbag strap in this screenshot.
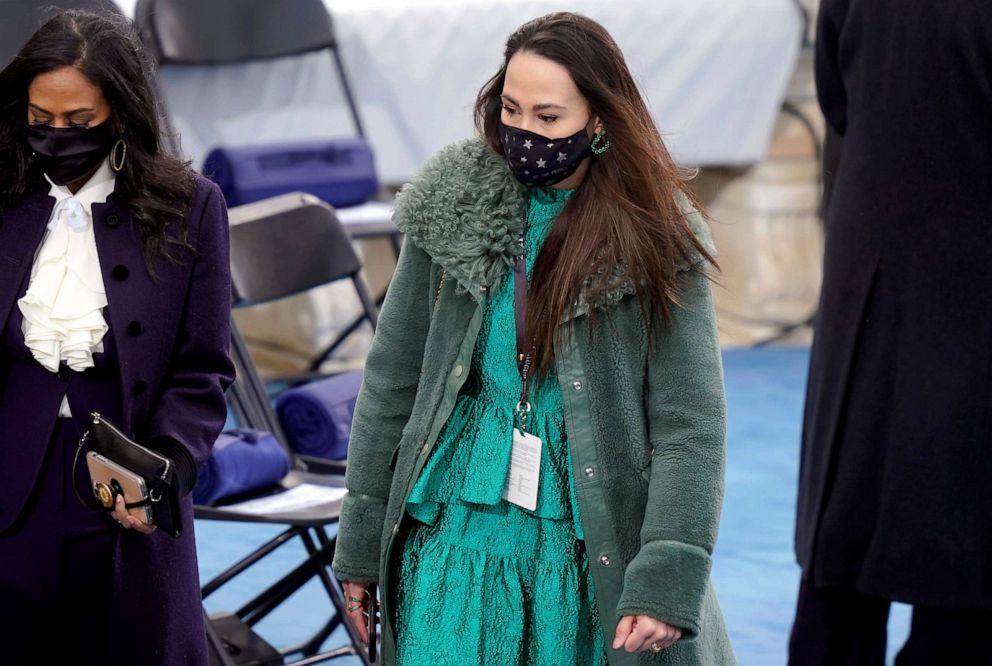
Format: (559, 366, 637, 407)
(72, 431, 91, 510)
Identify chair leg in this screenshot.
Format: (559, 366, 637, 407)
(238, 540, 334, 625)
(352, 276, 379, 331)
(330, 47, 366, 138)
(307, 276, 379, 372)
(231, 324, 287, 439)
(203, 527, 302, 600)
(281, 614, 342, 658)
(201, 525, 366, 665)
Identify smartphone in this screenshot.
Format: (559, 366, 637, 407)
(86, 451, 153, 526)
(367, 585, 379, 663)
(368, 585, 379, 664)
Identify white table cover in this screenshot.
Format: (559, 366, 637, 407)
(114, 0, 802, 183)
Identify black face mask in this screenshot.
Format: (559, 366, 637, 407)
(25, 121, 116, 186)
(499, 120, 592, 188)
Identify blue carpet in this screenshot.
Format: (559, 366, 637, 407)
(196, 347, 910, 665)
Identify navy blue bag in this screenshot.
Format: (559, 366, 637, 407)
(203, 138, 378, 208)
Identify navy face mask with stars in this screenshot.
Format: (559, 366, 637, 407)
(499, 120, 592, 187)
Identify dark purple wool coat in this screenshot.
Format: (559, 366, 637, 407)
(0, 175, 235, 664)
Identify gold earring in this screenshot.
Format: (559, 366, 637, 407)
(111, 138, 127, 172)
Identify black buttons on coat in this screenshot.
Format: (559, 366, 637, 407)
(126, 321, 142, 337)
(104, 214, 121, 228)
(112, 265, 129, 281)
(133, 380, 147, 396)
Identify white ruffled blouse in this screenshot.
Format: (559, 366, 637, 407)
(17, 159, 115, 416)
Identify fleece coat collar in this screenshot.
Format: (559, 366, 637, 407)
(391, 137, 717, 320)
(390, 138, 528, 302)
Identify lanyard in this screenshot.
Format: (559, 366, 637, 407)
(514, 229, 536, 431)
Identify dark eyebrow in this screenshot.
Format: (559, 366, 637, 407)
(500, 94, 567, 112)
(28, 103, 96, 116)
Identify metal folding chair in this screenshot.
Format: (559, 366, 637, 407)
(226, 191, 380, 389)
(134, 0, 365, 150)
(198, 195, 379, 665)
(134, 0, 391, 364)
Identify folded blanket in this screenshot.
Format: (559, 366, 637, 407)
(275, 370, 363, 461)
(193, 429, 290, 505)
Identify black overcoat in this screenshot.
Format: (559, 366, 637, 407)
(797, 0, 992, 609)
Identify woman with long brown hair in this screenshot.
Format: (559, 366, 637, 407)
(334, 12, 734, 665)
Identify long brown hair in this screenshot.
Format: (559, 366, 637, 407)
(475, 12, 716, 373)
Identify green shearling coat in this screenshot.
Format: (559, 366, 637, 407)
(333, 138, 735, 665)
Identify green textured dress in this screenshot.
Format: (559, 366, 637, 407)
(395, 186, 609, 665)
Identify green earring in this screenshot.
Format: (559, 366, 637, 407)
(591, 128, 610, 155)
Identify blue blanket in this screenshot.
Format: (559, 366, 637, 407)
(193, 429, 290, 505)
(275, 370, 363, 460)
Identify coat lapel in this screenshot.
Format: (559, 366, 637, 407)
(0, 189, 55, 330)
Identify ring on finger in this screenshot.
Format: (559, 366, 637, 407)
(347, 603, 361, 612)
(651, 642, 663, 653)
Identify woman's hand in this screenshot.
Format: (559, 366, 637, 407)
(342, 580, 371, 644)
(112, 495, 156, 535)
(613, 615, 683, 653)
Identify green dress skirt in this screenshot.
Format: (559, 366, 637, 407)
(395, 186, 608, 665)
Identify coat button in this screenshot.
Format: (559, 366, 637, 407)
(105, 214, 121, 228)
(599, 555, 611, 567)
(453, 365, 464, 377)
(584, 467, 595, 478)
(126, 321, 142, 337)
(479, 285, 487, 293)
(112, 264, 129, 281)
(572, 381, 583, 391)
(133, 380, 147, 395)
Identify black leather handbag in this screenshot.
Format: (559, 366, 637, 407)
(81, 412, 183, 537)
